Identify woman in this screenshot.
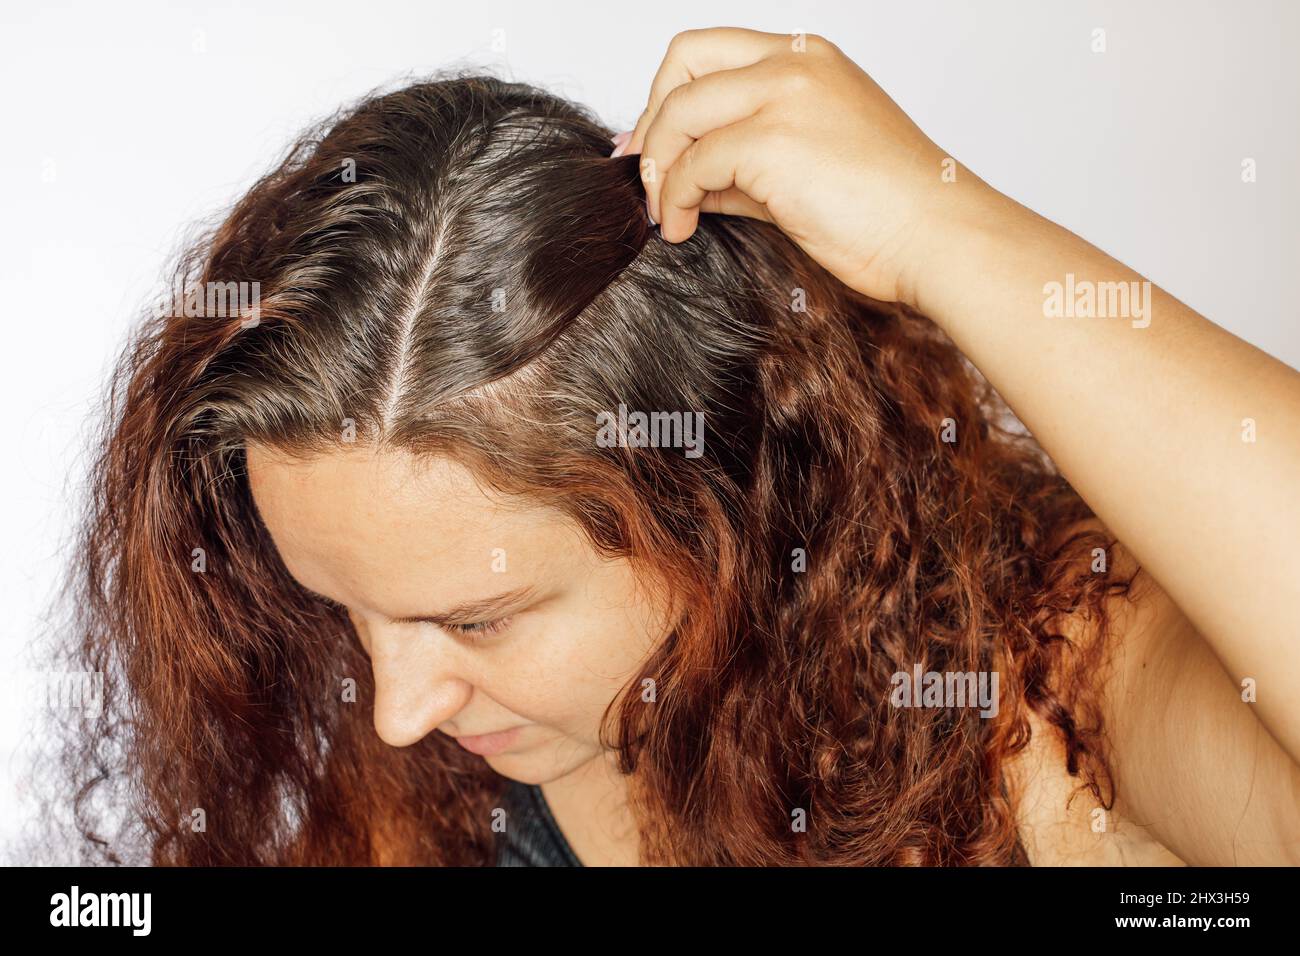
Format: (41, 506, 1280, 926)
(40, 27, 1298, 867)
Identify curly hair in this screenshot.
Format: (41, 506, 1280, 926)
(25, 71, 1139, 866)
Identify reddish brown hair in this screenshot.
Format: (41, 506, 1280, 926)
(30, 72, 1137, 866)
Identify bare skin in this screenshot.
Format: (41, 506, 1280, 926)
(1005, 522, 1300, 865)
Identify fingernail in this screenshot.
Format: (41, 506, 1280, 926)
(645, 197, 657, 226)
(609, 130, 632, 158)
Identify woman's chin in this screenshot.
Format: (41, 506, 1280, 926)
(485, 737, 601, 786)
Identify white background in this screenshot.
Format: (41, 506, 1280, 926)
(1, 0, 1296, 853)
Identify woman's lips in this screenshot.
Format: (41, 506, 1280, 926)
(454, 725, 525, 756)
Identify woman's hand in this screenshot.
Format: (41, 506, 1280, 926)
(615, 26, 1005, 307)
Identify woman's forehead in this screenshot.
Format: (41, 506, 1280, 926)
(244, 441, 585, 602)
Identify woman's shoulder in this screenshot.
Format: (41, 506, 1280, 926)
(1006, 515, 1190, 864)
(1004, 705, 1188, 865)
(1012, 515, 1300, 865)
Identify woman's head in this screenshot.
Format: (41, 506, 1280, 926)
(244, 442, 676, 784)
(36, 71, 1135, 866)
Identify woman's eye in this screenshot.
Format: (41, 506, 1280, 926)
(443, 617, 512, 640)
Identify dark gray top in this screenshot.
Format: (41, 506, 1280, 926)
(495, 779, 583, 867)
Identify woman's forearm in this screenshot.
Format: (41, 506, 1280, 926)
(910, 188, 1300, 766)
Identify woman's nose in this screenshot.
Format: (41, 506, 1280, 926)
(365, 623, 474, 747)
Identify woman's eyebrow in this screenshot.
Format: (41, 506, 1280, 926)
(385, 584, 541, 626)
(295, 580, 542, 625)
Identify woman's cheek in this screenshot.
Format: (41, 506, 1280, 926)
(566, 610, 655, 699)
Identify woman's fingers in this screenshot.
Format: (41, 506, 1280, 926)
(638, 62, 785, 225)
(622, 27, 790, 158)
(657, 121, 774, 240)
(696, 186, 772, 224)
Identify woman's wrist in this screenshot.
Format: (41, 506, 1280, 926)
(900, 180, 1044, 327)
